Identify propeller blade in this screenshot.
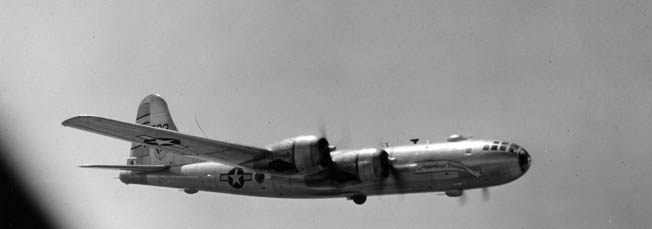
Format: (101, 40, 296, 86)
(317, 121, 353, 150)
(377, 153, 407, 194)
(457, 192, 467, 206)
(482, 187, 490, 202)
(318, 122, 328, 139)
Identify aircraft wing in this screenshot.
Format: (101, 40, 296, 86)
(62, 116, 271, 166)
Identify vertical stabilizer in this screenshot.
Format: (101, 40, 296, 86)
(134, 94, 178, 130)
(127, 94, 199, 165)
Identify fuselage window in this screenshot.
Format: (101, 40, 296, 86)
(513, 144, 521, 152)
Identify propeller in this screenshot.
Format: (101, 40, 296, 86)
(317, 121, 353, 151)
(481, 187, 491, 202)
(377, 152, 410, 195)
(318, 121, 404, 194)
(456, 188, 491, 206)
(457, 192, 468, 206)
(318, 122, 328, 139)
(371, 136, 408, 193)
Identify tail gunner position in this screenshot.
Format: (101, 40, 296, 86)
(63, 94, 531, 205)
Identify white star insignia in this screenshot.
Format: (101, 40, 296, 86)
(229, 169, 243, 185)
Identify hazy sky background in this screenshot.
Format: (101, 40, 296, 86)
(2, 0, 652, 228)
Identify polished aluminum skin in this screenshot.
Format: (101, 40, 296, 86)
(119, 139, 530, 198)
(65, 94, 531, 205)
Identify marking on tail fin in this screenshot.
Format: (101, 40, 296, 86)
(136, 113, 151, 120)
(153, 124, 169, 129)
(154, 149, 167, 160)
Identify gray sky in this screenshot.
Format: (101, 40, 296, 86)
(2, 0, 651, 228)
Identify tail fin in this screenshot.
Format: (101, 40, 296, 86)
(127, 94, 199, 165)
(134, 94, 178, 131)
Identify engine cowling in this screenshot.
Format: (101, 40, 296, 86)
(331, 148, 389, 182)
(267, 135, 332, 173)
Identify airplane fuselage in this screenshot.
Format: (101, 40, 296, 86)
(66, 94, 531, 205)
(119, 139, 531, 199)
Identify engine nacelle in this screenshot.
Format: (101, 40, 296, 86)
(267, 135, 331, 173)
(332, 148, 389, 182)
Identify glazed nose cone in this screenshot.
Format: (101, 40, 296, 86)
(518, 147, 531, 174)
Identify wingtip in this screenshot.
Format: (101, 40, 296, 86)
(61, 115, 96, 127)
(62, 115, 82, 127)
(62, 119, 72, 127)
(62, 117, 76, 127)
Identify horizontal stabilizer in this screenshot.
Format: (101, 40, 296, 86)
(79, 164, 170, 172)
(62, 115, 271, 166)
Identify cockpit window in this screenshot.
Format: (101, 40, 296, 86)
(499, 145, 506, 151)
(483, 145, 489, 151)
(508, 144, 520, 153)
(490, 145, 498, 151)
